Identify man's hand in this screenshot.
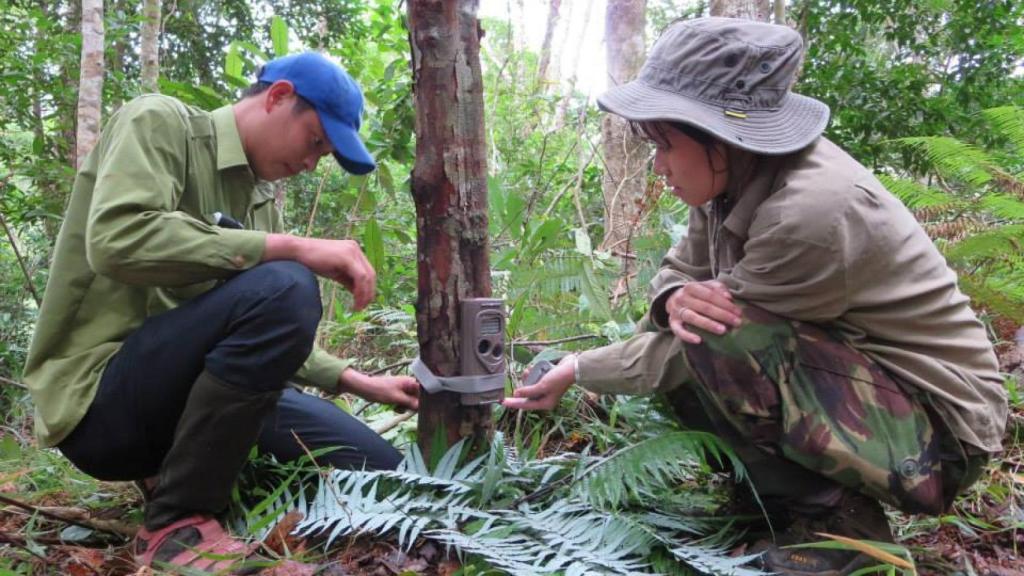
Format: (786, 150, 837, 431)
(502, 354, 577, 411)
(339, 368, 419, 411)
(665, 280, 742, 344)
(264, 234, 376, 310)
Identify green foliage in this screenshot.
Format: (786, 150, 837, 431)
(885, 105, 1024, 322)
(796, 0, 1024, 170)
(242, 433, 765, 576)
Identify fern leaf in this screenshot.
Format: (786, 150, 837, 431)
(668, 541, 768, 576)
(981, 105, 1024, 153)
(578, 431, 743, 509)
(896, 136, 995, 188)
(878, 174, 959, 212)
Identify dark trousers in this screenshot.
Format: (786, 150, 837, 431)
(58, 262, 401, 504)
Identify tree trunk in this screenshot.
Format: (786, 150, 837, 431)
(76, 0, 104, 168)
(710, 0, 770, 20)
(408, 0, 493, 463)
(140, 0, 162, 93)
(599, 0, 647, 282)
(774, 0, 785, 24)
(536, 0, 561, 88)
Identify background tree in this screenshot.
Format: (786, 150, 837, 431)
(600, 0, 648, 295)
(408, 0, 494, 461)
(75, 0, 104, 167)
(710, 0, 770, 19)
(139, 0, 161, 93)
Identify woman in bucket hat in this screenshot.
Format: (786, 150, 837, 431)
(505, 17, 1006, 575)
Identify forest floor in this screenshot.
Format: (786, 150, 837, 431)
(1, 335, 1021, 575)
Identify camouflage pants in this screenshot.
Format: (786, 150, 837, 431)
(662, 303, 985, 515)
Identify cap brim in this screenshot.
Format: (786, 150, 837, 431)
(597, 80, 830, 156)
(321, 114, 376, 175)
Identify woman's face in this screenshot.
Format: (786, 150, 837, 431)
(650, 123, 729, 207)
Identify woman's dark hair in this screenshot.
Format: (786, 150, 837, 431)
(630, 120, 759, 198)
(240, 80, 315, 114)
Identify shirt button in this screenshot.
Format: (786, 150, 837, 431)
(232, 255, 246, 268)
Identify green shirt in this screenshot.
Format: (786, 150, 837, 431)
(24, 94, 351, 447)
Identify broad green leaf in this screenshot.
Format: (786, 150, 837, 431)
(271, 16, 289, 57)
(363, 216, 385, 275)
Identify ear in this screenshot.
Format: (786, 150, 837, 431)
(264, 80, 296, 112)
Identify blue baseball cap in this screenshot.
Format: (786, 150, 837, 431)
(258, 52, 376, 175)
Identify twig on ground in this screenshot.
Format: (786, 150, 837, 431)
(0, 375, 29, 390)
(512, 334, 605, 347)
(0, 494, 135, 538)
(368, 359, 414, 376)
(370, 411, 415, 435)
(0, 529, 53, 563)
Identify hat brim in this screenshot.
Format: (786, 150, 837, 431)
(321, 113, 376, 175)
(597, 80, 830, 156)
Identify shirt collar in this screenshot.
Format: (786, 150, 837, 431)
(722, 155, 784, 239)
(211, 105, 250, 171)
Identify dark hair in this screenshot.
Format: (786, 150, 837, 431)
(630, 120, 759, 198)
(240, 80, 315, 114)
(632, 120, 728, 191)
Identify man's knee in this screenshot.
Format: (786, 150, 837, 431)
(245, 261, 321, 337)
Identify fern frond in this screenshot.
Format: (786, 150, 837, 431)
(980, 193, 1024, 221)
(945, 224, 1024, 262)
(578, 430, 743, 509)
(878, 174, 959, 212)
(667, 541, 768, 576)
(959, 272, 1024, 324)
(896, 136, 995, 188)
(992, 171, 1024, 200)
(924, 215, 990, 243)
(981, 105, 1024, 153)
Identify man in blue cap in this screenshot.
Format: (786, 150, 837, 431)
(23, 52, 417, 571)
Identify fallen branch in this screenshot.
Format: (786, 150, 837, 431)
(0, 494, 136, 538)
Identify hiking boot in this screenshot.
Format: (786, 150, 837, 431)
(752, 489, 894, 575)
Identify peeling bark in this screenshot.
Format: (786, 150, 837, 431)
(408, 0, 493, 461)
(76, 0, 104, 168)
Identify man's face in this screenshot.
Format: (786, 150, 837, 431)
(248, 82, 335, 182)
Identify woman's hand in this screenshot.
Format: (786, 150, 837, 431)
(502, 354, 577, 411)
(665, 280, 742, 344)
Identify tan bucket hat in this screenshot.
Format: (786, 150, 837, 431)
(598, 17, 829, 155)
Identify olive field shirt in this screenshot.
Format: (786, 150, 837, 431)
(24, 95, 351, 447)
(577, 137, 1008, 453)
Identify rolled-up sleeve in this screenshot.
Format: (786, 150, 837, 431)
(576, 331, 691, 395)
(85, 99, 266, 286)
(292, 346, 353, 393)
